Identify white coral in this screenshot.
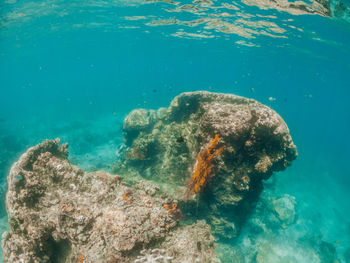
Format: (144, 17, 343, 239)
(134, 249, 173, 263)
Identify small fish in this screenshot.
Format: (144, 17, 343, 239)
(268, 97, 276, 102)
(250, 88, 255, 93)
(152, 89, 157, 93)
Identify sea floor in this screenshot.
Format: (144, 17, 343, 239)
(216, 157, 350, 262)
(0, 111, 349, 262)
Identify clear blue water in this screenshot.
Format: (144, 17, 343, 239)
(1, 0, 350, 261)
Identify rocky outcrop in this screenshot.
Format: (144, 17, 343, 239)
(112, 91, 297, 239)
(1, 91, 298, 261)
(2, 139, 218, 263)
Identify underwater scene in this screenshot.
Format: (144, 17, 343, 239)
(1, 0, 350, 262)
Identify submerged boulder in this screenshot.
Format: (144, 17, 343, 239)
(272, 194, 296, 227)
(2, 139, 218, 263)
(123, 109, 156, 136)
(112, 91, 297, 239)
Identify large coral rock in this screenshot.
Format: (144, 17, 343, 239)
(2, 139, 218, 263)
(271, 194, 296, 226)
(112, 91, 297, 239)
(123, 109, 156, 134)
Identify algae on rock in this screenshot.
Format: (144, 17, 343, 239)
(272, 194, 296, 227)
(2, 91, 298, 262)
(112, 91, 297, 239)
(2, 139, 218, 263)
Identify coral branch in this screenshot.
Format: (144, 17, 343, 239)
(184, 134, 224, 200)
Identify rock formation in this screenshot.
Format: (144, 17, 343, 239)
(2, 139, 218, 263)
(112, 91, 297, 239)
(2, 91, 298, 261)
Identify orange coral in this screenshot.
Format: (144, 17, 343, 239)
(163, 202, 184, 220)
(163, 202, 178, 215)
(77, 254, 85, 263)
(122, 190, 133, 204)
(184, 134, 224, 200)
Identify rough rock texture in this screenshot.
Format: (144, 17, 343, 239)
(271, 194, 296, 226)
(112, 91, 297, 239)
(134, 221, 216, 263)
(215, 243, 244, 263)
(2, 139, 218, 263)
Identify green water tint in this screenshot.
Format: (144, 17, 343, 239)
(1, 91, 348, 262)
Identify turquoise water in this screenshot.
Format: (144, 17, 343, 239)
(1, 0, 350, 261)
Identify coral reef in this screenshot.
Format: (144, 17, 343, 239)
(2, 139, 218, 262)
(1, 91, 299, 261)
(163, 202, 184, 221)
(112, 91, 297, 239)
(160, 220, 218, 263)
(134, 249, 173, 263)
